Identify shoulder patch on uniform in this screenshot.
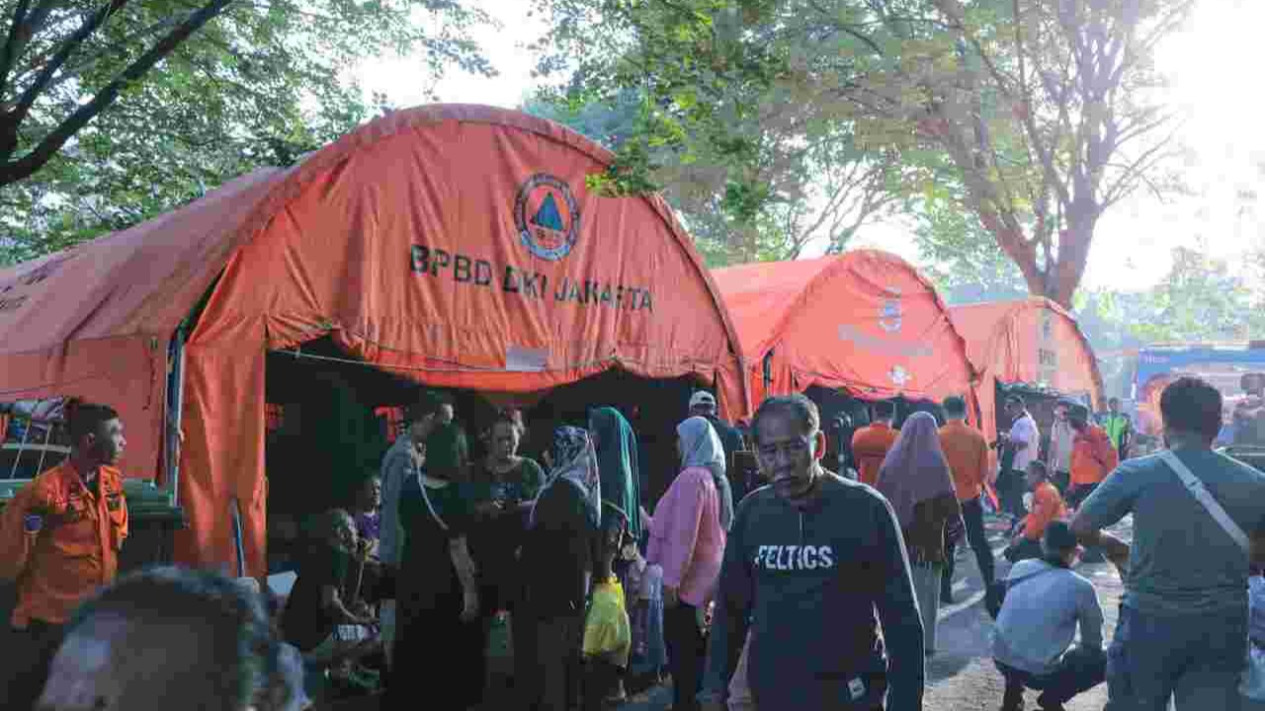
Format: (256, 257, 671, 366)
(23, 514, 43, 533)
(848, 677, 866, 700)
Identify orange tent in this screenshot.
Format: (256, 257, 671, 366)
(0, 105, 747, 575)
(949, 298, 1104, 441)
(713, 251, 978, 418)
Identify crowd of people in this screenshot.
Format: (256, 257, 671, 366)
(3, 373, 1265, 711)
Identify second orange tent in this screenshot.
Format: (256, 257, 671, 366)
(713, 251, 979, 421)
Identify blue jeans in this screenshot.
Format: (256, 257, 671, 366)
(997, 646, 1106, 707)
(1106, 604, 1247, 710)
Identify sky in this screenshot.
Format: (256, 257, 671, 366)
(358, 0, 1265, 292)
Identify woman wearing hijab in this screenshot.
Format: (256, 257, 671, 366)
(387, 423, 483, 710)
(589, 407, 643, 543)
(517, 427, 602, 711)
(876, 411, 964, 658)
(646, 416, 727, 711)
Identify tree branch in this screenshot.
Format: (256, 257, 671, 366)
(0, 0, 234, 186)
(1100, 125, 1183, 208)
(806, 0, 885, 56)
(11, 0, 129, 127)
(0, 0, 32, 95)
(10, 13, 185, 99)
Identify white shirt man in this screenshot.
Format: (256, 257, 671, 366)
(1007, 402, 1039, 472)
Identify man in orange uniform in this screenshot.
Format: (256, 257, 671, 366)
(851, 400, 898, 486)
(1066, 404, 1119, 510)
(1005, 461, 1068, 563)
(0, 400, 128, 709)
(938, 396, 995, 604)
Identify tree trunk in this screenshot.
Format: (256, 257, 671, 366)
(1046, 206, 1096, 309)
(978, 208, 1092, 310)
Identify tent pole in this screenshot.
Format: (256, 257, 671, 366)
(8, 412, 31, 479)
(33, 425, 52, 474)
(230, 497, 245, 579)
(163, 324, 188, 507)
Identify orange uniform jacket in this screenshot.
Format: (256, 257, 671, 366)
(939, 420, 990, 502)
(852, 423, 898, 486)
(0, 462, 128, 627)
(1023, 482, 1068, 541)
(1070, 426, 1119, 487)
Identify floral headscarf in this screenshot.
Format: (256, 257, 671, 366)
(530, 426, 602, 529)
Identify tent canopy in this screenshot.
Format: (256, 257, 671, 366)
(713, 251, 977, 418)
(949, 297, 1103, 438)
(0, 104, 747, 575)
(0, 168, 290, 484)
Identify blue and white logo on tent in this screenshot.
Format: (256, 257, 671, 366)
(514, 173, 581, 261)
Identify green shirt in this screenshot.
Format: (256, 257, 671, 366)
(471, 458, 546, 505)
(1079, 449, 1265, 616)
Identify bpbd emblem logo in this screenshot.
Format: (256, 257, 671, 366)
(878, 287, 903, 333)
(514, 173, 581, 261)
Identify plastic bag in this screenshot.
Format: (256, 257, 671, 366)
(583, 577, 632, 667)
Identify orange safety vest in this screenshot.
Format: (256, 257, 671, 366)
(0, 461, 128, 627)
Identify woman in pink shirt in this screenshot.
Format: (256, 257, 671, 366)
(647, 416, 727, 711)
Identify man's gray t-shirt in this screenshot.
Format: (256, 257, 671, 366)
(1078, 449, 1265, 616)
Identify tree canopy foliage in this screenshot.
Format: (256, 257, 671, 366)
(525, 89, 902, 265)
(532, 0, 1191, 304)
(0, 0, 493, 264)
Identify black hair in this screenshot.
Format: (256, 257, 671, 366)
(1161, 376, 1223, 441)
(1041, 521, 1078, 568)
(1027, 459, 1049, 478)
(64, 398, 119, 445)
(67, 566, 290, 710)
(752, 394, 821, 443)
(1109, 397, 1121, 405)
(872, 400, 896, 419)
(403, 398, 440, 423)
(489, 408, 526, 437)
(1068, 404, 1090, 421)
(942, 396, 967, 418)
(1005, 394, 1025, 409)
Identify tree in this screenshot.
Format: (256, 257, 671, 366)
(915, 197, 1029, 305)
(1075, 246, 1265, 350)
(533, 0, 1190, 303)
(530, 0, 904, 265)
(892, 0, 1190, 307)
(0, 0, 493, 263)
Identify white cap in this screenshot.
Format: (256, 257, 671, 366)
(689, 391, 717, 409)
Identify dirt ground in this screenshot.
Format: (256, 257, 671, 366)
(619, 516, 1132, 711)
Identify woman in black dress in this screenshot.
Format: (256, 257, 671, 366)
(516, 426, 603, 711)
(386, 423, 483, 711)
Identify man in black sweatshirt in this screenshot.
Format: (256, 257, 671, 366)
(699, 394, 924, 711)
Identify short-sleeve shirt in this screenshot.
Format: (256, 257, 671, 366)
(1008, 413, 1039, 471)
(471, 458, 546, 505)
(1023, 482, 1067, 541)
(1078, 449, 1265, 616)
(396, 475, 476, 606)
